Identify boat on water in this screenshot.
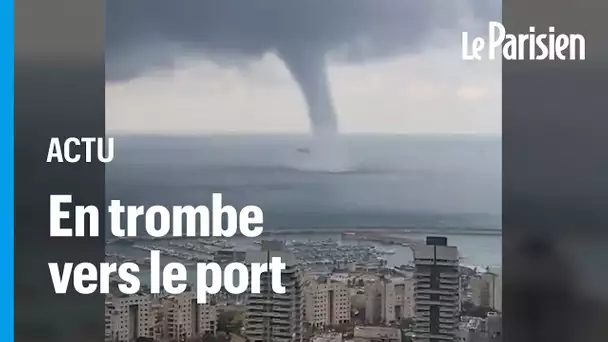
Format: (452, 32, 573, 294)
(197, 239, 235, 248)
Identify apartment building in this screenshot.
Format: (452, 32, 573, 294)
(244, 249, 304, 342)
(105, 293, 154, 342)
(105, 291, 217, 342)
(162, 291, 217, 341)
(305, 275, 351, 328)
(471, 268, 502, 312)
(364, 276, 415, 325)
(412, 236, 460, 342)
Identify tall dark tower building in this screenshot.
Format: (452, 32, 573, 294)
(412, 237, 460, 342)
(244, 248, 303, 342)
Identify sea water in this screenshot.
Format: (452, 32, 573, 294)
(106, 134, 502, 285)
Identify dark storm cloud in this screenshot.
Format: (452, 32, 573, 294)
(106, 0, 499, 135)
(106, 0, 499, 80)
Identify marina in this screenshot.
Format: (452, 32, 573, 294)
(105, 229, 501, 276)
(286, 239, 393, 272)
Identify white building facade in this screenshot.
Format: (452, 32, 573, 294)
(104, 291, 217, 342)
(470, 269, 502, 312)
(305, 276, 351, 328)
(364, 276, 415, 325)
(162, 291, 217, 340)
(105, 294, 154, 342)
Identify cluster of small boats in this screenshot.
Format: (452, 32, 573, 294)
(286, 239, 394, 269)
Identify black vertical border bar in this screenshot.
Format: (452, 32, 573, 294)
(503, 1, 608, 342)
(14, 1, 105, 342)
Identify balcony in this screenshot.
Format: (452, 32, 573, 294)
(439, 317, 458, 325)
(245, 323, 265, 330)
(439, 272, 459, 278)
(247, 317, 265, 323)
(439, 312, 457, 318)
(421, 289, 458, 295)
(439, 307, 459, 313)
(415, 321, 430, 328)
(414, 259, 435, 266)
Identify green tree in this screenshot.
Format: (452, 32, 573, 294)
(462, 300, 474, 312)
(217, 311, 243, 334)
(399, 318, 415, 330)
(399, 318, 415, 341)
(201, 333, 219, 342)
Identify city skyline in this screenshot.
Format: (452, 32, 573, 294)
(105, 235, 502, 342)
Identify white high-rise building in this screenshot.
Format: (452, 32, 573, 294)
(412, 236, 460, 342)
(364, 276, 415, 324)
(105, 293, 154, 342)
(149, 300, 165, 341)
(105, 298, 119, 342)
(104, 291, 217, 342)
(162, 291, 217, 341)
(305, 275, 351, 328)
(471, 269, 502, 312)
(489, 268, 502, 313)
(244, 249, 304, 342)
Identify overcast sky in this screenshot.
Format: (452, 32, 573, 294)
(105, 1, 501, 135)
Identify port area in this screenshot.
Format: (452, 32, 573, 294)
(340, 231, 425, 248)
(107, 226, 500, 244)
